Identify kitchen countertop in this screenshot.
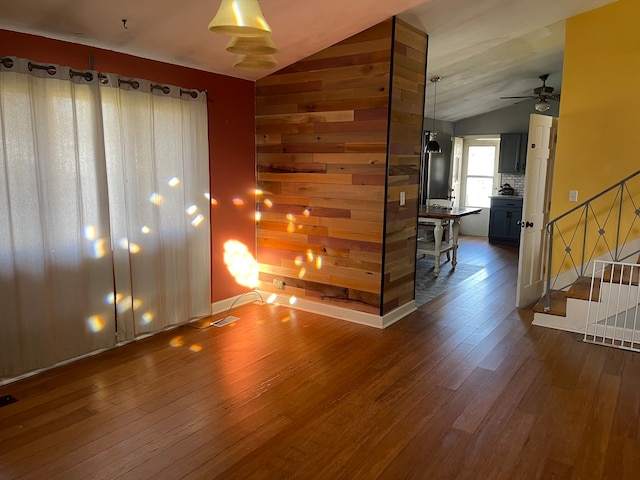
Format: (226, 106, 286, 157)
(490, 195, 523, 199)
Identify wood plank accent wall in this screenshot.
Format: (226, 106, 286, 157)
(255, 18, 427, 318)
(382, 21, 427, 315)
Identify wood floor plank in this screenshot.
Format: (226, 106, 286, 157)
(571, 373, 620, 479)
(455, 357, 541, 479)
(376, 366, 495, 479)
(1, 237, 639, 479)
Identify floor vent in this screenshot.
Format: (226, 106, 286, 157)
(1, 395, 17, 407)
(211, 316, 240, 327)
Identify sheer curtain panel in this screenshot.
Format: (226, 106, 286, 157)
(100, 78, 211, 339)
(0, 59, 116, 379)
(0, 57, 211, 381)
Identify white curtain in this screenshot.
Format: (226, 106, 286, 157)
(0, 60, 116, 378)
(0, 58, 211, 380)
(101, 78, 211, 339)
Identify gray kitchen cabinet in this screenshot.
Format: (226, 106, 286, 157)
(498, 133, 528, 174)
(489, 196, 523, 245)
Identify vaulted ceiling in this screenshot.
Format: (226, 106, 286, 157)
(0, 0, 616, 122)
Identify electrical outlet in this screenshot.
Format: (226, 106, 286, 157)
(273, 279, 285, 290)
(569, 190, 578, 202)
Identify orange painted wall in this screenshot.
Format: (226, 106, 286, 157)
(0, 29, 256, 303)
(552, 0, 640, 218)
(546, 0, 640, 275)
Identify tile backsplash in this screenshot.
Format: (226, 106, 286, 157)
(499, 173, 525, 196)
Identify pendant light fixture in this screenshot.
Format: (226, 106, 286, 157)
(208, 0, 272, 37)
(226, 35, 278, 55)
(425, 76, 441, 154)
(208, 0, 279, 70)
(233, 54, 278, 69)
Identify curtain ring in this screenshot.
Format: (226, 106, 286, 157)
(151, 84, 171, 95)
(180, 89, 198, 99)
(28, 62, 57, 75)
(69, 69, 94, 82)
(118, 78, 140, 90)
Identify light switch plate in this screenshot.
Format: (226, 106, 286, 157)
(569, 190, 578, 202)
(400, 191, 406, 206)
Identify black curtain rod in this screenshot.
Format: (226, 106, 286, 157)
(1, 57, 208, 99)
(117, 78, 140, 89)
(180, 88, 199, 99)
(151, 84, 171, 95)
(28, 62, 57, 76)
(70, 69, 94, 82)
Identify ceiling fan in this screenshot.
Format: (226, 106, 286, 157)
(500, 74, 560, 112)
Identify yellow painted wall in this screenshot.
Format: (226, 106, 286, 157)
(552, 0, 640, 219)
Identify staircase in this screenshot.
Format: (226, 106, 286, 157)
(532, 169, 640, 336)
(532, 257, 640, 335)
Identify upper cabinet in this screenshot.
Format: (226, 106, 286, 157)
(498, 133, 528, 174)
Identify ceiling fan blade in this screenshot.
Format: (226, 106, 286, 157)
(500, 95, 537, 99)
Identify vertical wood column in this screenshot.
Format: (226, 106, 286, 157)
(256, 18, 427, 320)
(382, 20, 428, 314)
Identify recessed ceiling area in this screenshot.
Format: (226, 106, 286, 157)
(0, 0, 616, 122)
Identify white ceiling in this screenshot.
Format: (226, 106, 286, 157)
(0, 0, 616, 122)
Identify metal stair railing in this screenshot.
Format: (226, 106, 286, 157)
(543, 169, 640, 312)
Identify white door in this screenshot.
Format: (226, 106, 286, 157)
(451, 137, 463, 209)
(516, 114, 558, 307)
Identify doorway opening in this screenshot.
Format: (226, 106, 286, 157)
(458, 136, 500, 236)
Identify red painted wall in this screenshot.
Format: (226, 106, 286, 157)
(0, 29, 256, 303)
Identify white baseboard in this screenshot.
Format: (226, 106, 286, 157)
(211, 291, 266, 315)
(255, 291, 416, 329)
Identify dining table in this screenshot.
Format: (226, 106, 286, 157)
(417, 205, 482, 276)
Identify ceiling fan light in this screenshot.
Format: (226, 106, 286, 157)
(233, 54, 278, 69)
(535, 99, 551, 112)
(208, 0, 272, 37)
(226, 35, 278, 55)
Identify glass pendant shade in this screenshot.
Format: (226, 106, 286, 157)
(426, 139, 441, 154)
(425, 132, 441, 154)
(426, 76, 441, 153)
(226, 35, 277, 55)
(233, 54, 278, 69)
(208, 0, 272, 37)
(535, 99, 551, 112)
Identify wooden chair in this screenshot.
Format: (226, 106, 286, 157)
(418, 199, 452, 262)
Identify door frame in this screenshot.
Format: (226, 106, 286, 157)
(458, 135, 501, 236)
(515, 114, 558, 307)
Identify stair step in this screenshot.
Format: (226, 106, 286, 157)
(603, 263, 640, 286)
(532, 290, 567, 317)
(533, 277, 595, 317)
(566, 276, 599, 300)
(533, 262, 640, 319)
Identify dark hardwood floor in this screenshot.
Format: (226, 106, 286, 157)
(1, 236, 639, 479)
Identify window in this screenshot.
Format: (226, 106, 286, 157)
(0, 58, 210, 378)
(461, 138, 499, 208)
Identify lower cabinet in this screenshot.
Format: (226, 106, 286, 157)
(489, 196, 523, 245)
